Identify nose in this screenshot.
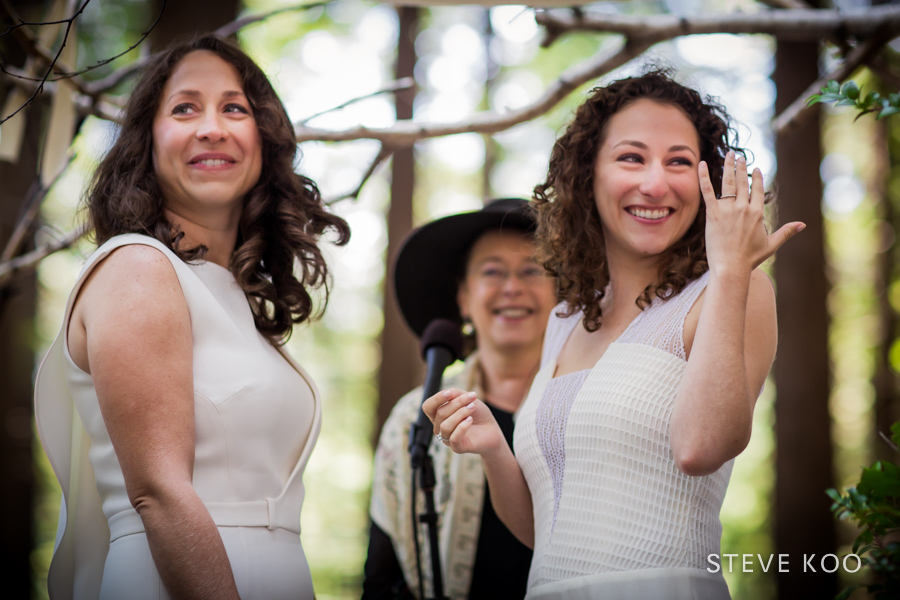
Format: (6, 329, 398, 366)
(501, 272, 525, 296)
(638, 162, 669, 199)
(196, 109, 228, 143)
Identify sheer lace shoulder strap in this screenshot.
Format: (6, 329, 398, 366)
(541, 302, 582, 369)
(618, 271, 711, 360)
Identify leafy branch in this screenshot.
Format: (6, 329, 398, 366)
(807, 79, 900, 121)
(827, 422, 900, 600)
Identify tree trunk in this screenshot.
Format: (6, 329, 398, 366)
(375, 7, 423, 441)
(0, 95, 43, 600)
(772, 39, 836, 599)
(0, 0, 51, 590)
(874, 112, 900, 463)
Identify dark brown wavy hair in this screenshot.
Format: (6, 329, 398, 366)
(87, 35, 350, 342)
(533, 70, 741, 332)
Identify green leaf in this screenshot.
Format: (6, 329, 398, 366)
(825, 79, 841, 93)
(841, 80, 860, 100)
(836, 99, 858, 107)
(806, 94, 823, 107)
(863, 91, 883, 109)
(858, 462, 900, 499)
(819, 93, 844, 104)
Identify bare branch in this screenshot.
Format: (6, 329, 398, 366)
(325, 144, 394, 205)
(0, 0, 90, 125)
(869, 54, 900, 91)
(773, 35, 890, 137)
(215, 2, 330, 38)
(300, 78, 415, 125)
(86, 1, 325, 96)
(0, 153, 75, 263)
(755, 0, 810, 9)
(295, 37, 654, 146)
(535, 5, 900, 43)
(0, 224, 87, 289)
(82, 58, 146, 95)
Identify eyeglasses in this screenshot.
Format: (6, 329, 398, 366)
(469, 264, 550, 286)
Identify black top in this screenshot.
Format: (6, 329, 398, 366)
(362, 403, 532, 599)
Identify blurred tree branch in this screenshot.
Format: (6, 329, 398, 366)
(2, 2, 900, 287)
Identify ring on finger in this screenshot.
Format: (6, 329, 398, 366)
(718, 194, 737, 200)
(436, 432, 445, 443)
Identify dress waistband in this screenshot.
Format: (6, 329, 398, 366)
(108, 498, 302, 542)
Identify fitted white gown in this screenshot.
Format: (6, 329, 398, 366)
(34, 234, 320, 599)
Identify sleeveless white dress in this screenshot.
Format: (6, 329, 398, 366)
(514, 272, 733, 599)
(34, 234, 320, 600)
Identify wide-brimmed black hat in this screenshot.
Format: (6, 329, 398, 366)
(394, 198, 537, 338)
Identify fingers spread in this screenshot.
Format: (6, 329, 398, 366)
(736, 154, 749, 202)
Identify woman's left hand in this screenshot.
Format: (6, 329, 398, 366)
(699, 151, 805, 276)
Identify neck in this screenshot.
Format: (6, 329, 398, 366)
(165, 208, 238, 268)
(477, 343, 542, 413)
(604, 246, 660, 309)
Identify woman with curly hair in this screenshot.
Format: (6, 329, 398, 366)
(34, 35, 349, 599)
(423, 71, 804, 599)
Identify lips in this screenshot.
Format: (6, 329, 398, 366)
(627, 206, 673, 221)
(493, 307, 533, 318)
(189, 152, 236, 168)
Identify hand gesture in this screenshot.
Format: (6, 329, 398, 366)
(699, 151, 805, 276)
(422, 388, 507, 457)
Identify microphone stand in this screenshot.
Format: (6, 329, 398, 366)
(408, 351, 450, 600)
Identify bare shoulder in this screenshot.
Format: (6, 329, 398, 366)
(69, 244, 188, 372)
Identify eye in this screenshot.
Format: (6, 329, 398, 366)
(618, 153, 643, 164)
(480, 266, 506, 279)
(224, 103, 250, 115)
(172, 103, 196, 115)
(521, 266, 546, 279)
(670, 157, 694, 167)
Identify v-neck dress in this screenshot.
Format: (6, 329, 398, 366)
(514, 272, 733, 599)
(34, 234, 321, 600)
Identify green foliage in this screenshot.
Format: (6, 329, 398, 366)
(807, 80, 900, 121)
(828, 422, 900, 600)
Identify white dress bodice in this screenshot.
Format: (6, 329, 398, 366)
(515, 272, 734, 594)
(35, 234, 321, 599)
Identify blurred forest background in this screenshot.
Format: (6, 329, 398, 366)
(1, 0, 899, 599)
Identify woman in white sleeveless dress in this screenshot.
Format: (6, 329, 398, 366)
(422, 71, 806, 599)
(33, 35, 349, 599)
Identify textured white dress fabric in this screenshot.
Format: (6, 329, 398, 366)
(34, 234, 320, 600)
(515, 271, 733, 599)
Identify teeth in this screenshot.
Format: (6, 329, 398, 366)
(496, 308, 530, 318)
(195, 159, 229, 166)
(629, 208, 669, 220)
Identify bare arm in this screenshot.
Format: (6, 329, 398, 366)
(423, 389, 535, 547)
(70, 245, 240, 600)
(671, 153, 804, 476)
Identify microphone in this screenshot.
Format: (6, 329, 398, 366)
(409, 318, 464, 467)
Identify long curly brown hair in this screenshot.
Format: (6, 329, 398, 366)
(533, 70, 741, 332)
(87, 35, 350, 342)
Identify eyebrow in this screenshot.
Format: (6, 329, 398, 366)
(612, 140, 697, 158)
(165, 89, 246, 103)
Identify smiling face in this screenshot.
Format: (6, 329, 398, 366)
(593, 98, 702, 263)
(152, 50, 262, 230)
(457, 230, 557, 355)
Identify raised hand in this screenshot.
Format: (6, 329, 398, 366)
(422, 388, 507, 457)
(699, 151, 805, 276)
